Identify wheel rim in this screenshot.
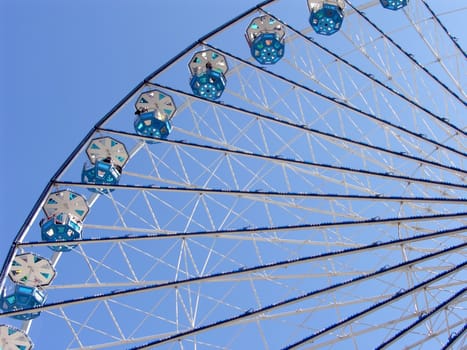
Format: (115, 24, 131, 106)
(1, 1, 465, 349)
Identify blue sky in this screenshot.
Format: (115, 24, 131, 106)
(0, 1, 465, 348)
(0, 0, 253, 263)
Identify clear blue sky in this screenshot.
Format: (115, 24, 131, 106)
(0, 1, 465, 349)
(0, 0, 254, 263)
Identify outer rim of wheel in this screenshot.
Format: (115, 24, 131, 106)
(1, 1, 465, 349)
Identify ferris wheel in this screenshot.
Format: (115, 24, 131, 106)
(1, 0, 466, 349)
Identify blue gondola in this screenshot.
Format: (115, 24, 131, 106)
(308, 0, 345, 36)
(189, 50, 228, 100)
(380, 0, 408, 11)
(246, 16, 285, 64)
(134, 90, 176, 140)
(1, 285, 46, 320)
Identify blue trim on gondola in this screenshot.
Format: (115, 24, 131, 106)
(380, 0, 408, 11)
(81, 160, 121, 193)
(0, 285, 46, 320)
(309, 3, 343, 36)
(134, 111, 172, 139)
(190, 70, 227, 100)
(250, 32, 285, 64)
